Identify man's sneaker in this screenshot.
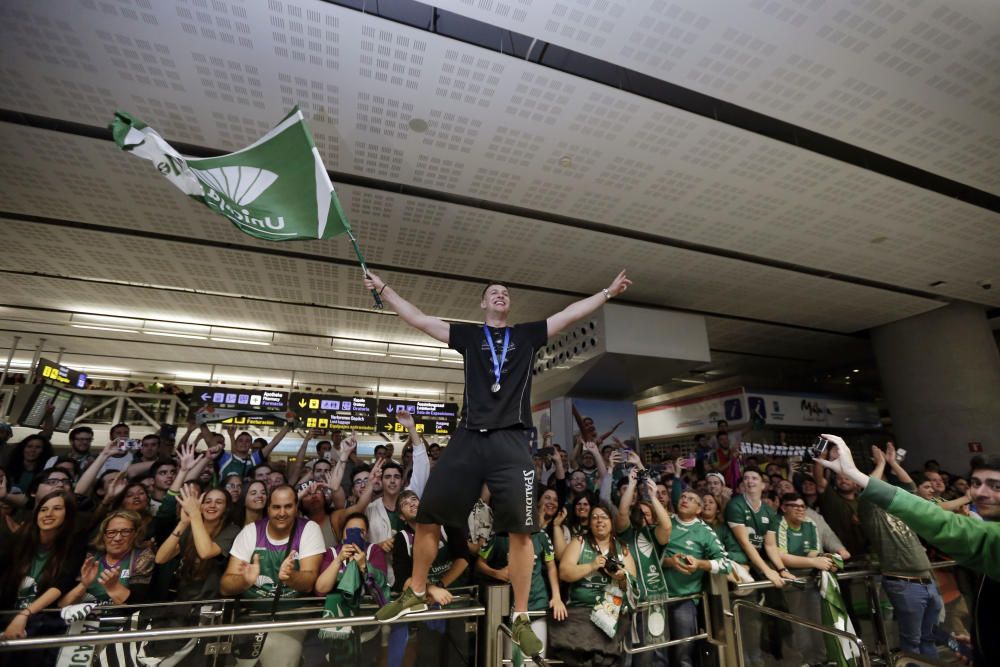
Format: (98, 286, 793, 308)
(374, 587, 428, 623)
(511, 614, 543, 657)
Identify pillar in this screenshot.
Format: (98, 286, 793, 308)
(871, 302, 1000, 465)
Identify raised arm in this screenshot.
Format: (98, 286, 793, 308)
(260, 421, 293, 459)
(286, 429, 316, 484)
(546, 269, 631, 338)
(615, 467, 638, 534)
(74, 440, 120, 496)
(363, 271, 450, 344)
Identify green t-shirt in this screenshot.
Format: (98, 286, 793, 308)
(665, 516, 732, 598)
(777, 517, 819, 575)
(710, 522, 748, 565)
(860, 484, 932, 577)
(619, 525, 668, 601)
(483, 531, 555, 611)
(567, 536, 624, 607)
(84, 548, 154, 604)
(17, 552, 50, 608)
(724, 494, 778, 553)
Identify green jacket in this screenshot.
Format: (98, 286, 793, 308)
(861, 477, 1000, 580)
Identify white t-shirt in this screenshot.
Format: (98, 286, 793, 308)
(230, 519, 326, 563)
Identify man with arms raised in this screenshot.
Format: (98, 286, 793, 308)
(365, 269, 631, 657)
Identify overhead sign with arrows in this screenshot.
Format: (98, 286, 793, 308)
(290, 393, 378, 432)
(191, 386, 288, 411)
(377, 400, 459, 436)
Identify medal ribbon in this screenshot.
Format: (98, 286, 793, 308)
(483, 324, 510, 391)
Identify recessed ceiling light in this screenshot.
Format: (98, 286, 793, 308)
(558, 155, 573, 167)
(852, 369, 860, 373)
(869, 236, 888, 244)
(408, 118, 429, 133)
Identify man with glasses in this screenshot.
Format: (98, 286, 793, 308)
(776, 493, 837, 666)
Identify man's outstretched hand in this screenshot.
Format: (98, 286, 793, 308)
(607, 269, 632, 298)
(815, 434, 868, 489)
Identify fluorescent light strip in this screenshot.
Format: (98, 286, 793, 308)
(333, 348, 386, 357)
(143, 331, 208, 340)
(210, 337, 271, 346)
(439, 358, 464, 364)
(391, 354, 440, 362)
(672, 378, 707, 384)
(377, 386, 443, 396)
(72, 324, 140, 333)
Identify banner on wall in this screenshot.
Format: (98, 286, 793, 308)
(637, 388, 748, 439)
(530, 401, 551, 452)
(571, 397, 640, 451)
(745, 392, 881, 430)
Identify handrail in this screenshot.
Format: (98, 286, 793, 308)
(732, 599, 871, 667)
(621, 591, 713, 655)
(730, 559, 957, 592)
(0, 605, 484, 651)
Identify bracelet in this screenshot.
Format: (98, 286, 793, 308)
(602, 288, 611, 300)
(167, 489, 179, 497)
(379, 284, 388, 295)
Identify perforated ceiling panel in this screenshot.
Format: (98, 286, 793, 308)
(0, 2, 996, 308)
(432, 0, 1000, 194)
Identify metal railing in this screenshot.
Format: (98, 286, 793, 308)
(621, 592, 713, 655)
(0, 605, 483, 652)
(732, 599, 872, 667)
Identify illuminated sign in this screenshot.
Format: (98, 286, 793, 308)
(222, 414, 283, 427)
(55, 394, 86, 432)
(191, 386, 288, 411)
(37, 358, 87, 389)
(377, 400, 459, 436)
(290, 393, 378, 432)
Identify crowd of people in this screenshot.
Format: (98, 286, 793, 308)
(1, 411, 996, 666)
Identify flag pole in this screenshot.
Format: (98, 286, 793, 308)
(346, 229, 384, 309)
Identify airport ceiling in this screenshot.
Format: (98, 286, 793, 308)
(0, 0, 998, 400)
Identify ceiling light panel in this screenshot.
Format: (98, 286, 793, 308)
(0, 1, 998, 308)
(431, 0, 1000, 194)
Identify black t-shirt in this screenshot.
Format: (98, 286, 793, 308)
(451, 321, 548, 430)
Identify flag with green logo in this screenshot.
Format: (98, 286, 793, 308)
(110, 107, 383, 306)
(818, 554, 861, 667)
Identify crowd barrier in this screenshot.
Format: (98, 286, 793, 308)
(0, 559, 962, 667)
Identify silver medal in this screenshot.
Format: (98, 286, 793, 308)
(491, 382, 501, 393)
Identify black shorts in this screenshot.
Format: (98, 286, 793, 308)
(416, 426, 537, 534)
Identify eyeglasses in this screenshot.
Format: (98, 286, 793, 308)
(41, 477, 70, 486)
(224, 483, 242, 490)
(104, 528, 136, 538)
(353, 479, 369, 486)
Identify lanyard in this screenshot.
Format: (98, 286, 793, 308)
(483, 324, 510, 393)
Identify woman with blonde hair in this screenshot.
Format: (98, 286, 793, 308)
(61, 509, 154, 606)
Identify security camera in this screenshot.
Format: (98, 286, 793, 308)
(978, 279, 992, 290)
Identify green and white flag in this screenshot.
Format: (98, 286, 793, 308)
(111, 107, 350, 242)
(110, 107, 383, 307)
(819, 554, 861, 667)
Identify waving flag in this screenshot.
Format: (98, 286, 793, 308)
(110, 107, 382, 306)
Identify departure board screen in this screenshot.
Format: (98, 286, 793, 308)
(55, 394, 86, 432)
(16, 385, 61, 428)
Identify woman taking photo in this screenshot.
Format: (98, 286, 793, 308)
(0, 491, 81, 639)
(553, 503, 637, 667)
(61, 510, 154, 606)
(155, 485, 239, 600)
